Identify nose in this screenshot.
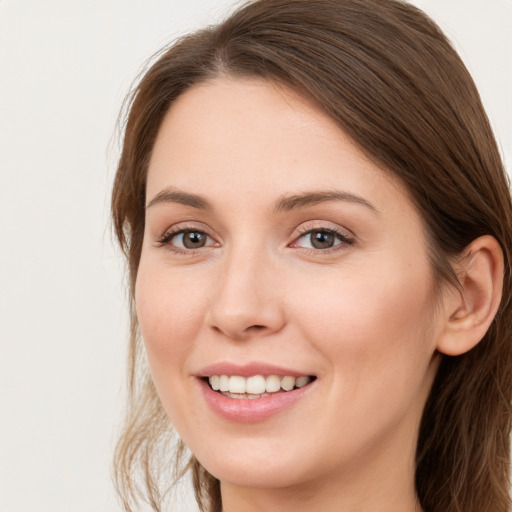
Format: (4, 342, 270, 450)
(207, 248, 286, 341)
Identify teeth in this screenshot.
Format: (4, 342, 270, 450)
(280, 376, 295, 391)
(224, 392, 271, 399)
(208, 374, 312, 395)
(229, 375, 246, 393)
(210, 375, 220, 391)
(265, 375, 281, 393)
(219, 375, 230, 392)
(296, 376, 311, 388)
(246, 375, 266, 394)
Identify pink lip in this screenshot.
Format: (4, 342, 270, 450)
(196, 361, 314, 378)
(198, 378, 315, 423)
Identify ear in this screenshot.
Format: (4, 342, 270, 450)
(437, 235, 504, 356)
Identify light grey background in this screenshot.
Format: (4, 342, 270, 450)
(0, 1, 510, 511)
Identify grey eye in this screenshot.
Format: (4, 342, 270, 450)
(295, 229, 343, 250)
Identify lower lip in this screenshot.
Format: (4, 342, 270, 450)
(198, 378, 314, 423)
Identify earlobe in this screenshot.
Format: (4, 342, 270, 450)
(437, 235, 504, 356)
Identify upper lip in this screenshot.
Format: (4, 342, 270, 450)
(196, 362, 315, 378)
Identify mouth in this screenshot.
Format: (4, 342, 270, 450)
(203, 374, 317, 399)
(198, 365, 317, 422)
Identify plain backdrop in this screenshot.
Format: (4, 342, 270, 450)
(0, 1, 510, 511)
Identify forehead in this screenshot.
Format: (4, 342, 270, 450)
(146, 77, 411, 216)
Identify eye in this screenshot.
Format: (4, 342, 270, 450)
(292, 228, 353, 251)
(175, 230, 211, 249)
(159, 229, 216, 251)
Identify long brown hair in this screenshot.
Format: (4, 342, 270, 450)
(111, 1, 512, 511)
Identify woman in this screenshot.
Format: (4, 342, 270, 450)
(111, 0, 512, 511)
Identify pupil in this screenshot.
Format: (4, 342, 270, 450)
(311, 231, 334, 249)
(183, 231, 206, 249)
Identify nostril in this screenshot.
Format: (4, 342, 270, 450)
(246, 325, 267, 333)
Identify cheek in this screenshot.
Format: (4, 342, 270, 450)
(135, 260, 208, 373)
(134, 259, 215, 432)
(286, 264, 439, 460)
(292, 262, 437, 390)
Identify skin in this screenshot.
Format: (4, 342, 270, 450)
(136, 77, 453, 512)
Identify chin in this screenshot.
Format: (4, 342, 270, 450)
(186, 430, 333, 491)
(202, 455, 309, 490)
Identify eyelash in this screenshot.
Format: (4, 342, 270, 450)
(292, 226, 354, 254)
(156, 227, 216, 255)
(156, 225, 354, 255)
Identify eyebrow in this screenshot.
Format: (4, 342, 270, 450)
(146, 187, 213, 210)
(273, 190, 379, 214)
(146, 186, 379, 215)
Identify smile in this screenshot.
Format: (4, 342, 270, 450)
(199, 370, 316, 422)
(208, 374, 313, 398)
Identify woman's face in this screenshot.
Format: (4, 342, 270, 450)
(136, 77, 443, 492)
